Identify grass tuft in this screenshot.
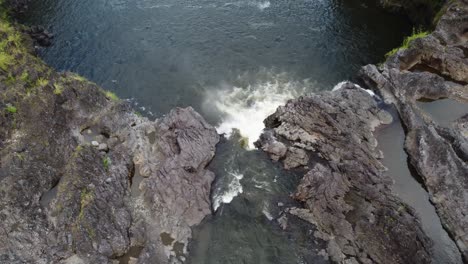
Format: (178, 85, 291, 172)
(35, 77, 49, 87)
(103, 156, 111, 171)
(0, 51, 13, 71)
(53, 83, 64, 95)
(5, 104, 17, 113)
(20, 70, 29, 82)
(70, 74, 87, 82)
(7, 32, 22, 48)
(104, 90, 119, 101)
(385, 29, 429, 58)
(79, 189, 94, 220)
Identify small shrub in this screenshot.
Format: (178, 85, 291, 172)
(0, 52, 13, 71)
(0, 21, 14, 35)
(0, 40, 8, 51)
(103, 156, 111, 171)
(5, 104, 17, 113)
(53, 83, 64, 95)
(7, 32, 22, 48)
(35, 77, 49, 87)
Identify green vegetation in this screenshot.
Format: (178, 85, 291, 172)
(19, 71, 29, 82)
(35, 77, 49, 87)
(70, 73, 87, 82)
(86, 224, 96, 239)
(15, 152, 24, 161)
(102, 156, 111, 171)
(104, 90, 119, 101)
(53, 82, 64, 95)
(385, 29, 429, 58)
(79, 189, 94, 220)
(7, 31, 22, 47)
(5, 104, 17, 113)
(239, 136, 249, 149)
(0, 51, 13, 70)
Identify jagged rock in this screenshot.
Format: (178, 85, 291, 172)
(97, 143, 108, 152)
(26, 25, 54, 47)
(359, 0, 468, 260)
(283, 147, 308, 169)
(257, 85, 432, 263)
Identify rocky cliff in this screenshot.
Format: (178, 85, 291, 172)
(256, 84, 434, 263)
(360, 0, 468, 259)
(257, 0, 467, 263)
(0, 4, 219, 263)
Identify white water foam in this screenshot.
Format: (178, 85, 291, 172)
(222, 0, 270, 10)
(262, 202, 273, 220)
(205, 71, 309, 148)
(212, 171, 244, 211)
(332, 80, 377, 97)
(254, 1, 271, 10)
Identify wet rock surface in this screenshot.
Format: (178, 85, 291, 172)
(257, 86, 433, 263)
(26, 25, 54, 47)
(359, 0, 468, 260)
(0, 19, 219, 263)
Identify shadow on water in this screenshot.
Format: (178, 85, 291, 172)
(376, 108, 462, 264)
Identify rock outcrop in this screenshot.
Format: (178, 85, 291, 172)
(256, 0, 468, 263)
(359, 0, 468, 260)
(0, 10, 218, 264)
(256, 85, 433, 263)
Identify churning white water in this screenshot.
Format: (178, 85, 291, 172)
(206, 71, 311, 148)
(253, 1, 271, 10)
(212, 170, 244, 211)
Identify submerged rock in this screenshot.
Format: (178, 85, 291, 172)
(257, 85, 432, 263)
(0, 14, 218, 264)
(359, 0, 468, 260)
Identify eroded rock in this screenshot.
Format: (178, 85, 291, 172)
(257, 85, 432, 263)
(359, 0, 468, 260)
(0, 37, 219, 264)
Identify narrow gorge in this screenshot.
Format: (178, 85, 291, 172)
(0, 0, 467, 263)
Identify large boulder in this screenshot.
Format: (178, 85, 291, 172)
(256, 85, 432, 263)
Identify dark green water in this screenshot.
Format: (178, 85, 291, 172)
(21, 0, 411, 121)
(21, 0, 418, 263)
